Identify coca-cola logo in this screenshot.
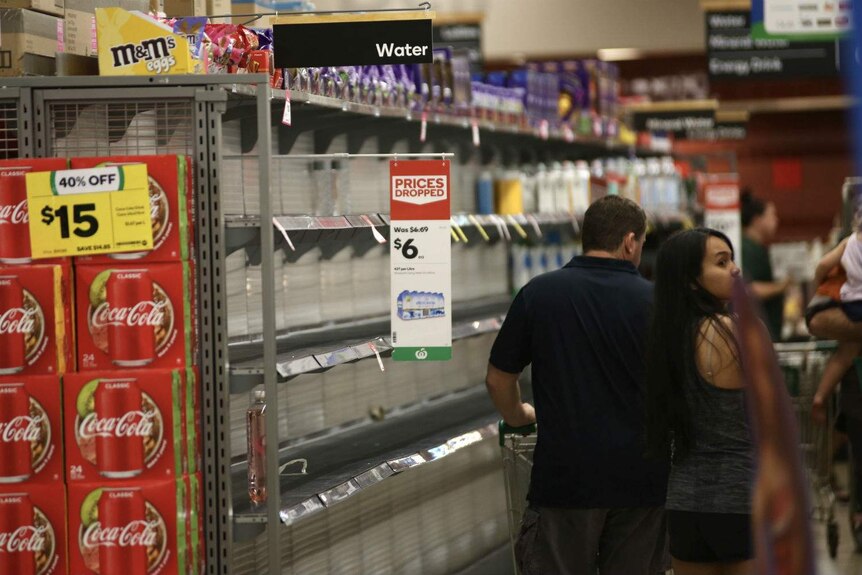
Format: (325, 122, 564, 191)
(0, 525, 47, 553)
(79, 410, 154, 439)
(0, 414, 43, 442)
(0, 307, 36, 335)
(0, 199, 28, 225)
(91, 300, 166, 329)
(82, 519, 159, 548)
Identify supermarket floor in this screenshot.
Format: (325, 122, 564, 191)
(458, 464, 862, 575)
(815, 464, 862, 575)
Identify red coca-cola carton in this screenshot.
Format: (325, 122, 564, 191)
(0, 483, 67, 575)
(0, 158, 69, 265)
(0, 375, 62, 484)
(76, 263, 195, 370)
(68, 479, 188, 575)
(182, 473, 204, 575)
(0, 264, 73, 375)
(64, 371, 186, 483)
(72, 156, 194, 263)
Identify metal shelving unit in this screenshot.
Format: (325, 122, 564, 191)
(0, 75, 682, 575)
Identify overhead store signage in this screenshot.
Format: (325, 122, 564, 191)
(25, 165, 154, 258)
(684, 121, 748, 141)
(706, 10, 839, 79)
(433, 20, 482, 71)
(389, 160, 452, 362)
(751, 0, 852, 40)
(631, 106, 716, 135)
(702, 175, 742, 267)
(273, 12, 434, 68)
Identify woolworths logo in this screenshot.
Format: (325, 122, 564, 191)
(110, 37, 176, 67)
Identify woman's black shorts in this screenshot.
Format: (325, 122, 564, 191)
(668, 510, 753, 563)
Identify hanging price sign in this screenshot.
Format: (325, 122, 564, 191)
(390, 160, 452, 361)
(25, 164, 153, 258)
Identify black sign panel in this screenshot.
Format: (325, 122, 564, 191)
(683, 122, 748, 141)
(273, 18, 433, 68)
(433, 22, 482, 71)
(632, 109, 716, 135)
(706, 11, 838, 80)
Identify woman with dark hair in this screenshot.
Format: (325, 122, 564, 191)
(646, 228, 756, 574)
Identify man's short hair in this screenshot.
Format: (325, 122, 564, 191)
(582, 195, 647, 253)
(740, 188, 765, 228)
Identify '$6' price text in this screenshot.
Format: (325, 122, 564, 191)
(41, 203, 100, 239)
(393, 238, 420, 259)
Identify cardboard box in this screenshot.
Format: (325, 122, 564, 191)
(0, 484, 67, 575)
(0, 264, 74, 375)
(0, 8, 61, 77)
(64, 370, 187, 483)
(75, 263, 196, 371)
(0, 158, 69, 265)
(63, 0, 147, 57)
(68, 479, 187, 575)
(95, 7, 199, 76)
(163, 0, 205, 18)
(0, 375, 63, 484)
(72, 155, 195, 263)
(0, 0, 62, 17)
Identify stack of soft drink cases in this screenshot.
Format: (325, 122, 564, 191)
(0, 155, 204, 574)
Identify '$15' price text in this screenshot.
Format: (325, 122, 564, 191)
(40, 203, 99, 239)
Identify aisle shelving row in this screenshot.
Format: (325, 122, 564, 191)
(231, 384, 510, 540)
(225, 210, 692, 254)
(229, 294, 510, 392)
(0, 75, 684, 575)
(232, 86, 661, 157)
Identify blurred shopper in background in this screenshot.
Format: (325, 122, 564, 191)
(741, 190, 790, 341)
(646, 229, 756, 575)
(485, 196, 669, 575)
(807, 229, 862, 548)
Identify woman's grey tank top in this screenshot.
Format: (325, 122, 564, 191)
(665, 367, 755, 514)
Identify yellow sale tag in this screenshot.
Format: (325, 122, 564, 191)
(25, 164, 154, 258)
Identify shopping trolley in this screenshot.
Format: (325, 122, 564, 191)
(499, 420, 537, 573)
(775, 341, 841, 558)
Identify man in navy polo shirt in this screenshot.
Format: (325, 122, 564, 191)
(486, 195, 669, 574)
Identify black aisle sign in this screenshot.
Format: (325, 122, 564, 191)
(684, 122, 748, 141)
(273, 18, 434, 68)
(433, 22, 482, 71)
(706, 11, 838, 80)
(632, 109, 716, 135)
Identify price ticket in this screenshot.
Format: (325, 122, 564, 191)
(389, 160, 452, 362)
(25, 165, 153, 258)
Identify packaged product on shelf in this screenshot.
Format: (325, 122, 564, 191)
(0, 375, 62, 484)
(64, 370, 186, 482)
(75, 262, 196, 370)
(71, 155, 194, 263)
(475, 171, 494, 215)
(68, 478, 188, 575)
(95, 8, 202, 76)
(0, 158, 68, 265)
(0, 9, 62, 77)
(0, 264, 73, 375)
(0, 483, 67, 575)
(495, 170, 524, 215)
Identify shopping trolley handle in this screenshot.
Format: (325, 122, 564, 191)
(498, 420, 537, 446)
